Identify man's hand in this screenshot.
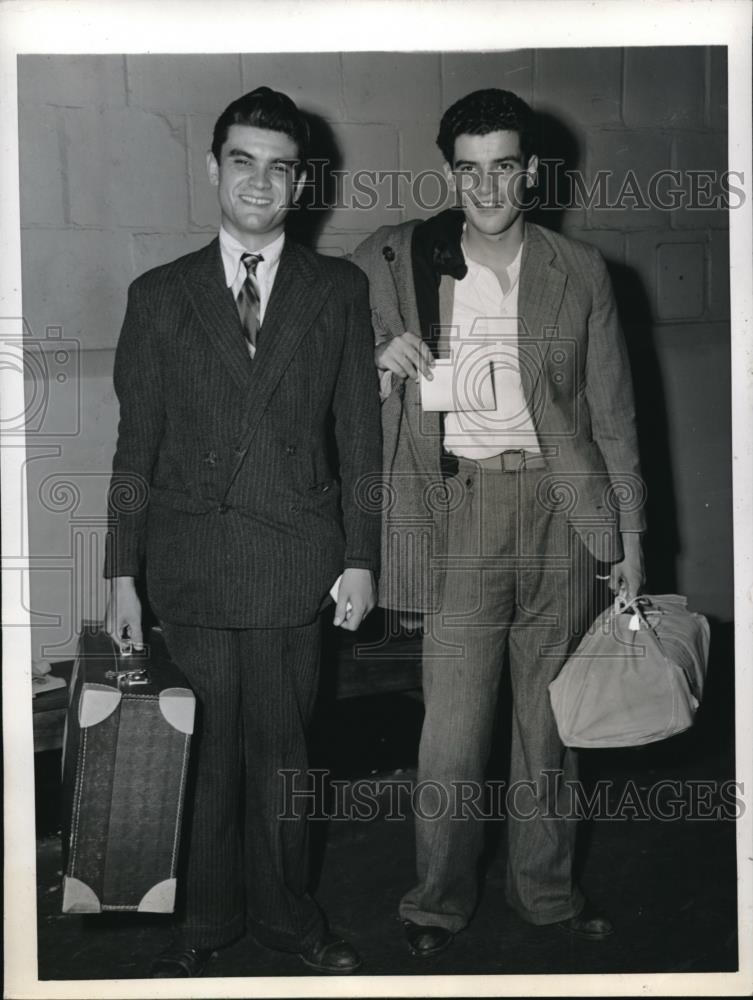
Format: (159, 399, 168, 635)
(104, 576, 144, 651)
(375, 332, 435, 382)
(609, 532, 645, 601)
(334, 568, 377, 631)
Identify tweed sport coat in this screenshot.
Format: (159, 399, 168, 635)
(351, 210, 646, 613)
(104, 236, 382, 629)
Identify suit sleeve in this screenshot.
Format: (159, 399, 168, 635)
(331, 264, 383, 574)
(585, 250, 647, 533)
(104, 279, 166, 579)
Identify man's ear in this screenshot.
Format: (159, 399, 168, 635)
(206, 151, 219, 187)
(525, 153, 539, 188)
(292, 169, 307, 205)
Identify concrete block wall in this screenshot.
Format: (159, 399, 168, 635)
(16, 48, 731, 664)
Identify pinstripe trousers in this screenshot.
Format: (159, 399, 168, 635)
(160, 617, 326, 952)
(399, 459, 603, 931)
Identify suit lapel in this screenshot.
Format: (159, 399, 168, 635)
(518, 223, 567, 405)
(236, 239, 331, 448)
(181, 238, 254, 392)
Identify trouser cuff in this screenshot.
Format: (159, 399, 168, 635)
(398, 896, 471, 934)
(505, 886, 585, 926)
(247, 911, 325, 954)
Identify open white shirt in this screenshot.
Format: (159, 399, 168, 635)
(443, 240, 541, 459)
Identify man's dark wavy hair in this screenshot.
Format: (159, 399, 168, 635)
(436, 88, 536, 166)
(211, 86, 309, 171)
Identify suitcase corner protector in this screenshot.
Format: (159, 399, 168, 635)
(159, 688, 196, 734)
(138, 878, 177, 912)
(62, 876, 101, 913)
(79, 684, 122, 728)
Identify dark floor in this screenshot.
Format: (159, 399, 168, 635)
(34, 621, 739, 982)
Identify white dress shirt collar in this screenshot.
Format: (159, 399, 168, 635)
(219, 227, 285, 290)
(461, 225, 524, 294)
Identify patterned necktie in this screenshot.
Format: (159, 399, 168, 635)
(236, 252, 264, 352)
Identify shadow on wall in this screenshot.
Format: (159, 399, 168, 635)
(531, 109, 679, 594)
(287, 111, 341, 249)
(529, 109, 583, 236)
(613, 269, 680, 594)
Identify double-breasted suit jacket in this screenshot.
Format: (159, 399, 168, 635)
(351, 209, 645, 612)
(105, 237, 382, 627)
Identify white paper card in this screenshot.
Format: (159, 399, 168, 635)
(329, 574, 352, 613)
(420, 358, 495, 412)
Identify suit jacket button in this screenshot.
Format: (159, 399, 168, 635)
(286, 445, 296, 456)
(218, 504, 229, 514)
(204, 450, 217, 466)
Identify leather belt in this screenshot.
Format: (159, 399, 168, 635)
(461, 450, 547, 472)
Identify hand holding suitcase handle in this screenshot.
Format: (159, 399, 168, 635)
(106, 647, 151, 689)
(104, 579, 152, 689)
(105, 575, 144, 653)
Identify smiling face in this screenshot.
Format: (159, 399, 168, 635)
(206, 124, 306, 249)
(444, 130, 538, 242)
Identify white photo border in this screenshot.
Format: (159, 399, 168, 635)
(2, 1, 751, 997)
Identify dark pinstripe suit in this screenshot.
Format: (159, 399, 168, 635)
(105, 236, 381, 949)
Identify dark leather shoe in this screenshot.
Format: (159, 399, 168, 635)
(298, 933, 362, 974)
(403, 919, 454, 957)
(151, 942, 216, 977)
(557, 902, 614, 940)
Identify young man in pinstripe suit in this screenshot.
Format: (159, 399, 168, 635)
(352, 88, 645, 957)
(104, 87, 381, 977)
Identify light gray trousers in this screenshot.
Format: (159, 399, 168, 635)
(400, 459, 602, 931)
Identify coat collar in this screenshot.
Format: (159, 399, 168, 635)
(413, 207, 467, 280)
(411, 209, 465, 355)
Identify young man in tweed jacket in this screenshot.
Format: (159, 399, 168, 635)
(352, 88, 645, 957)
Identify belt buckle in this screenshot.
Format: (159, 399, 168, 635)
(502, 449, 526, 472)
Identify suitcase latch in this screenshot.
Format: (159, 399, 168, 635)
(105, 668, 150, 689)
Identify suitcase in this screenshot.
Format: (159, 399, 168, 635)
(61, 625, 195, 913)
